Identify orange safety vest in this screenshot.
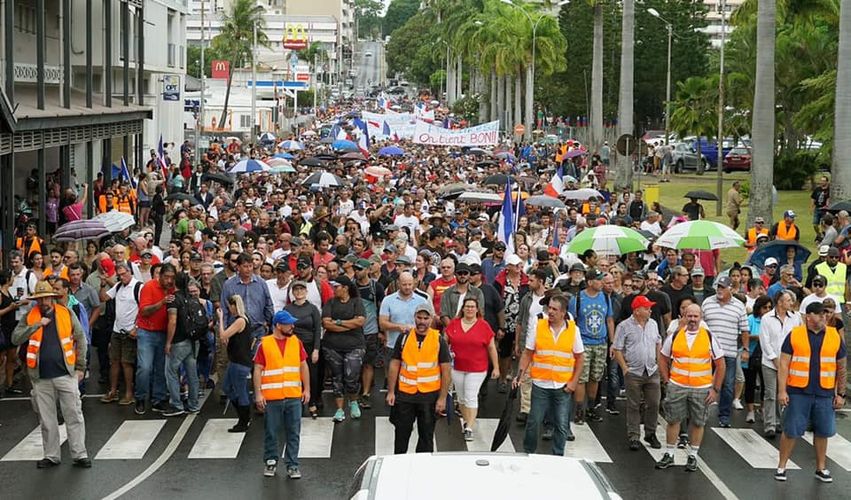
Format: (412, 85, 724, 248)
(670, 327, 714, 388)
(44, 265, 69, 280)
(398, 328, 441, 394)
(16, 237, 42, 257)
(25, 304, 75, 369)
(529, 318, 577, 385)
(776, 222, 798, 241)
(746, 227, 769, 250)
(581, 202, 601, 216)
(259, 335, 303, 400)
(117, 194, 133, 215)
(787, 325, 841, 390)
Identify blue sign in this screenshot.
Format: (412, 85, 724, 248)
(162, 75, 180, 101)
(247, 80, 308, 89)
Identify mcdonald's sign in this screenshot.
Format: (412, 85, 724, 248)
(211, 60, 230, 80)
(283, 23, 308, 50)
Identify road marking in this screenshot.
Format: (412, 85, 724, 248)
(1, 424, 67, 461)
(375, 416, 436, 455)
(299, 418, 335, 458)
(711, 427, 800, 469)
(188, 419, 245, 459)
(640, 421, 688, 466)
(0, 393, 106, 402)
(96, 420, 167, 460)
(466, 418, 514, 453)
(803, 432, 851, 471)
(565, 424, 612, 463)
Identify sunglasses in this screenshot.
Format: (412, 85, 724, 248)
(456, 271, 470, 276)
(813, 282, 825, 287)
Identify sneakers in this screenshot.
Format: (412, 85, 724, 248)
(774, 469, 787, 482)
(676, 434, 689, 449)
(585, 408, 603, 423)
(463, 427, 473, 442)
(605, 405, 620, 416)
(685, 455, 698, 472)
(629, 439, 641, 451)
(72, 457, 92, 468)
(134, 400, 147, 415)
(100, 391, 118, 403)
(151, 401, 169, 413)
(359, 394, 372, 409)
(719, 421, 732, 428)
(746, 411, 755, 423)
(815, 469, 833, 483)
(333, 408, 346, 423)
(264, 460, 277, 477)
(186, 406, 201, 415)
(287, 467, 302, 479)
(118, 397, 135, 406)
(163, 405, 185, 417)
(644, 434, 662, 449)
(764, 428, 777, 439)
(655, 452, 675, 469)
(36, 458, 60, 469)
(733, 398, 744, 410)
(574, 409, 586, 426)
(541, 427, 554, 441)
(515, 412, 528, 424)
(350, 401, 362, 419)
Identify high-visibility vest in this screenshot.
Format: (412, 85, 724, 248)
(25, 304, 75, 369)
(117, 194, 133, 215)
(581, 202, 600, 216)
(259, 335, 303, 400)
(398, 328, 441, 395)
(776, 222, 798, 241)
(816, 261, 847, 304)
(16, 237, 42, 257)
(746, 227, 769, 251)
(44, 265, 69, 280)
(787, 324, 841, 390)
(670, 327, 713, 388)
(529, 318, 577, 385)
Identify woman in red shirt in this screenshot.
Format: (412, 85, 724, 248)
(445, 297, 499, 442)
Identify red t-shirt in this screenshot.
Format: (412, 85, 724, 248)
(253, 336, 308, 366)
(429, 276, 457, 313)
(136, 280, 174, 331)
(445, 318, 494, 372)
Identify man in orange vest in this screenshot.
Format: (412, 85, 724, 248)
(775, 301, 847, 483)
(513, 293, 585, 455)
(771, 210, 800, 241)
(11, 281, 90, 469)
(744, 216, 770, 253)
(16, 222, 43, 258)
(656, 304, 725, 472)
(386, 303, 451, 454)
(253, 310, 310, 479)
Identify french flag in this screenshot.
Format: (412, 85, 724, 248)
(543, 164, 565, 198)
(120, 157, 137, 189)
(497, 182, 515, 256)
(353, 118, 371, 158)
(382, 121, 399, 142)
(157, 135, 169, 180)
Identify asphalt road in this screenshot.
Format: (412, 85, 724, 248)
(2, 374, 850, 500)
(355, 40, 384, 91)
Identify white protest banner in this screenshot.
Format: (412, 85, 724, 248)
(362, 111, 417, 139)
(413, 120, 500, 146)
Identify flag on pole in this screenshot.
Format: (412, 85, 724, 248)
(550, 220, 560, 252)
(120, 157, 137, 189)
(497, 182, 515, 256)
(352, 118, 371, 158)
(543, 164, 565, 198)
(157, 135, 169, 179)
(514, 182, 525, 230)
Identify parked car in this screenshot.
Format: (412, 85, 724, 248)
(348, 453, 622, 500)
(671, 142, 710, 173)
(682, 136, 733, 169)
(723, 147, 752, 172)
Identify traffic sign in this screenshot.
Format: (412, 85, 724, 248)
(616, 134, 639, 156)
(513, 124, 525, 135)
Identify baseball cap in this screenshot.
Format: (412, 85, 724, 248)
(819, 245, 830, 257)
(754, 216, 765, 224)
(383, 224, 400, 232)
(585, 268, 605, 281)
(141, 249, 153, 257)
(828, 247, 841, 257)
(633, 270, 648, 280)
(631, 295, 656, 310)
(570, 262, 586, 273)
(291, 237, 303, 246)
(291, 280, 307, 289)
(494, 241, 507, 251)
(715, 276, 732, 289)
(383, 243, 398, 254)
(354, 258, 372, 270)
(477, 213, 489, 222)
(456, 263, 472, 274)
(343, 254, 359, 264)
(296, 257, 312, 269)
(100, 257, 116, 277)
(690, 267, 705, 277)
(330, 276, 354, 288)
(764, 257, 779, 267)
(537, 249, 550, 261)
(468, 263, 482, 274)
(272, 310, 298, 326)
(784, 210, 796, 218)
(414, 303, 435, 316)
(812, 275, 827, 286)
(806, 301, 825, 315)
(190, 252, 202, 261)
(275, 261, 289, 272)
(395, 255, 413, 265)
(506, 254, 522, 266)
(203, 241, 218, 250)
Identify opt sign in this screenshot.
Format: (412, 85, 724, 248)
(162, 75, 180, 101)
(211, 60, 230, 79)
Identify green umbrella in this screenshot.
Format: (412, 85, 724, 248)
(656, 220, 745, 250)
(566, 226, 650, 255)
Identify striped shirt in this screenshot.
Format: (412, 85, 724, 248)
(700, 295, 749, 356)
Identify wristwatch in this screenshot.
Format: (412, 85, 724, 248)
(712, 386, 721, 392)
(335, 319, 342, 327)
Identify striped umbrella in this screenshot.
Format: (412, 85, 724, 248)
(301, 171, 346, 188)
(230, 158, 271, 173)
(278, 140, 303, 151)
(93, 211, 136, 233)
(54, 220, 110, 242)
(270, 164, 296, 174)
(566, 226, 651, 256)
(656, 220, 745, 250)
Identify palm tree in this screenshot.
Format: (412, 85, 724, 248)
(749, 0, 776, 225)
(215, 0, 267, 129)
(670, 76, 717, 173)
(590, 0, 604, 153)
(833, 0, 851, 200)
(615, 0, 634, 189)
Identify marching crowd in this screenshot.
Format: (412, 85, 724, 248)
(1, 104, 847, 484)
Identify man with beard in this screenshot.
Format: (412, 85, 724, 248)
(618, 270, 672, 334)
(288, 257, 334, 311)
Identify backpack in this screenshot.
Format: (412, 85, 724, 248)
(93, 281, 141, 333)
(179, 293, 209, 341)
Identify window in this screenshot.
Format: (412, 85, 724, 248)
(240, 115, 251, 128)
(15, 4, 36, 34)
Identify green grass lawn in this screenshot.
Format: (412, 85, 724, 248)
(646, 172, 816, 267)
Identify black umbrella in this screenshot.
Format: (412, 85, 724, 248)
(300, 157, 327, 167)
(201, 172, 234, 186)
(314, 153, 337, 161)
(482, 174, 515, 186)
(490, 386, 518, 452)
(827, 200, 851, 212)
(684, 190, 719, 201)
(165, 192, 202, 204)
(476, 160, 499, 168)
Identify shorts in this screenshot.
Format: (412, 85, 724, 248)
(108, 332, 137, 364)
(663, 384, 710, 427)
(579, 344, 607, 383)
(783, 393, 836, 438)
(498, 329, 516, 358)
(363, 334, 379, 366)
(138, 200, 151, 208)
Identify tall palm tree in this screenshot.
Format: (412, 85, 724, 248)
(749, 0, 776, 225)
(215, 0, 267, 129)
(616, 0, 634, 189)
(833, 0, 851, 200)
(590, 0, 604, 152)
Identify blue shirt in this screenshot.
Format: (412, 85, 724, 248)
(378, 291, 427, 348)
(569, 290, 612, 346)
(481, 257, 505, 285)
(221, 274, 274, 336)
(767, 282, 787, 301)
(782, 328, 847, 398)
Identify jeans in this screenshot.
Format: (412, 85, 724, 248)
(390, 399, 436, 454)
(625, 372, 660, 440)
(222, 362, 252, 406)
(165, 339, 200, 410)
(717, 356, 737, 424)
(196, 332, 214, 383)
(264, 398, 303, 467)
(524, 384, 573, 456)
(135, 328, 167, 404)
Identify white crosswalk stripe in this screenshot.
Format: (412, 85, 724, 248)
(1, 425, 67, 462)
(298, 418, 335, 458)
(711, 427, 800, 469)
(188, 419, 246, 459)
(96, 420, 166, 460)
(803, 432, 851, 472)
(565, 424, 612, 463)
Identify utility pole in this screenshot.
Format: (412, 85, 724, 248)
(716, 0, 726, 216)
(196, 0, 206, 167)
(250, 21, 257, 138)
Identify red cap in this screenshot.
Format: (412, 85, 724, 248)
(547, 247, 559, 254)
(631, 295, 656, 310)
(100, 257, 115, 277)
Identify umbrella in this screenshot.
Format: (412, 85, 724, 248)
(230, 158, 271, 173)
(165, 192, 202, 204)
(656, 220, 745, 250)
(93, 211, 136, 233)
(340, 152, 366, 160)
(267, 158, 293, 168)
(331, 139, 359, 151)
(458, 192, 504, 203)
(314, 153, 338, 161)
(54, 220, 111, 242)
(270, 164, 297, 174)
(526, 195, 566, 209)
(273, 152, 295, 160)
(467, 147, 490, 156)
(490, 386, 518, 452)
(566, 226, 651, 256)
(827, 200, 851, 212)
(561, 188, 603, 200)
(224, 136, 242, 144)
(565, 147, 587, 159)
(201, 172, 234, 186)
(320, 136, 335, 144)
(278, 140, 303, 151)
(482, 174, 514, 186)
(437, 183, 477, 199)
(684, 190, 719, 201)
(365, 166, 392, 177)
(258, 132, 276, 143)
(301, 130, 317, 137)
(378, 146, 405, 157)
(299, 157, 327, 167)
(476, 160, 499, 168)
(302, 171, 346, 188)
(746, 240, 811, 270)
(495, 151, 516, 161)
(562, 175, 579, 184)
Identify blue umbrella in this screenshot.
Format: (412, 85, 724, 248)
(746, 240, 811, 272)
(259, 132, 276, 143)
(331, 139, 359, 152)
(274, 152, 295, 159)
(230, 158, 271, 173)
(378, 146, 405, 157)
(278, 140, 303, 151)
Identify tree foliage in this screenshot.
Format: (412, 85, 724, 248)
(383, 0, 420, 38)
(355, 0, 384, 39)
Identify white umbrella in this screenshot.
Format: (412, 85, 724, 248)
(302, 171, 346, 188)
(230, 159, 271, 173)
(458, 192, 504, 203)
(561, 188, 603, 200)
(93, 211, 136, 233)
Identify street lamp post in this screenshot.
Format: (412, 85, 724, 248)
(647, 8, 672, 147)
(251, 21, 257, 139)
(715, 0, 727, 216)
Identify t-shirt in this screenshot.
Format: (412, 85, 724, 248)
(253, 335, 308, 367)
(429, 276, 457, 313)
(391, 331, 452, 404)
(321, 298, 366, 351)
(445, 318, 495, 372)
(569, 290, 612, 346)
(106, 279, 141, 334)
(782, 328, 847, 398)
(379, 292, 427, 348)
(37, 310, 68, 379)
(811, 186, 830, 211)
(136, 280, 173, 332)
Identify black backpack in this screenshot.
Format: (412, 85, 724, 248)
(179, 293, 209, 341)
(94, 281, 141, 333)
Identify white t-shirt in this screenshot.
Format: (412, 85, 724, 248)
(798, 293, 828, 314)
(12, 267, 38, 321)
(525, 320, 585, 389)
(526, 293, 545, 340)
(338, 199, 355, 217)
(266, 278, 289, 312)
(640, 220, 662, 236)
(106, 278, 141, 334)
(394, 214, 421, 236)
(660, 328, 725, 389)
